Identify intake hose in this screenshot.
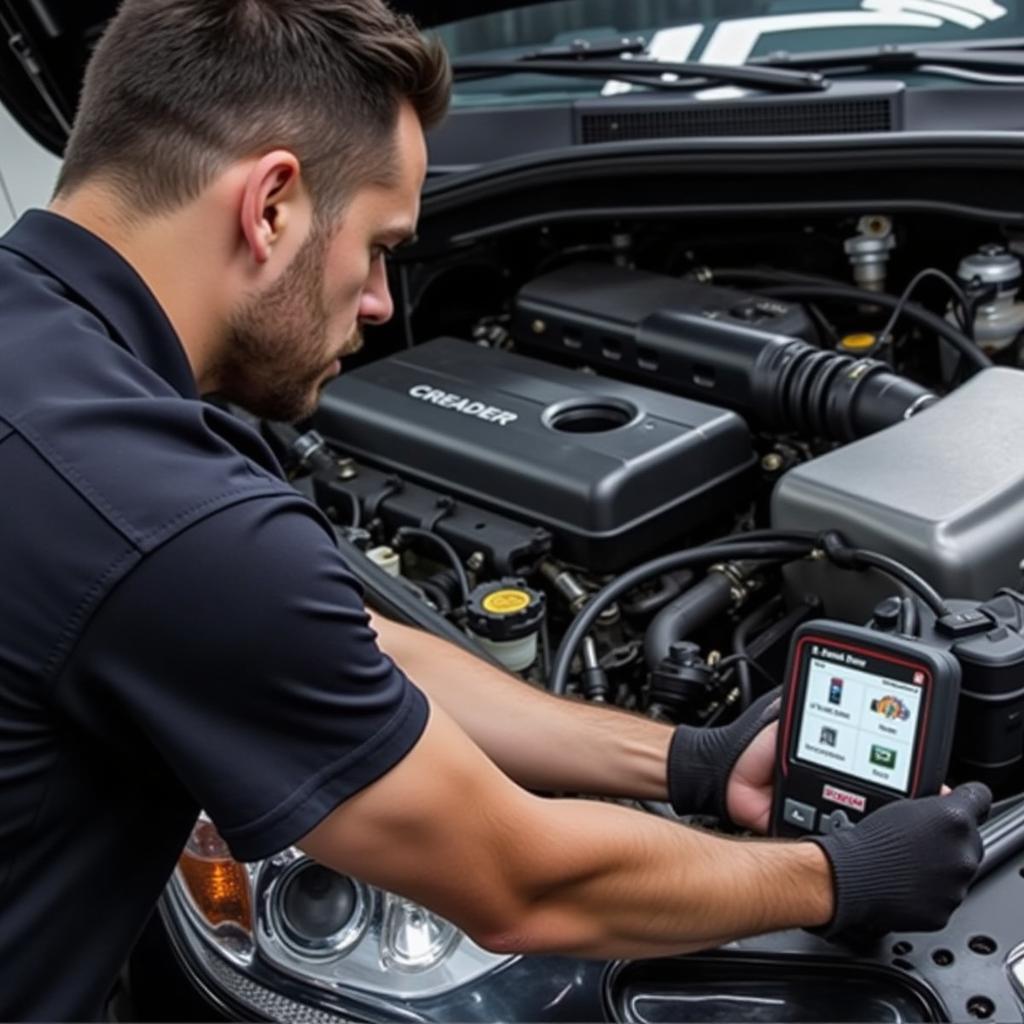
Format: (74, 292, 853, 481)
(639, 310, 937, 442)
(643, 571, 735, 670)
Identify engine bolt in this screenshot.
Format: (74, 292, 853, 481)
(531, 319, 547, 335)
(336, 458, 357, 481)
(762, 452, 785, 473)
(467, 551, 486, 573)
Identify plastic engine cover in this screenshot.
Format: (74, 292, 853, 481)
(773, 367, 1024, 616)
(315, 338, 754, 569)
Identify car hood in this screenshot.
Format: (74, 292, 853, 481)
(0, 0, 540, 154)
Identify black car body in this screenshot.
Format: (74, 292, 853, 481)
(6, 1, 1024, 1021)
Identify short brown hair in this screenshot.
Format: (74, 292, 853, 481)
(55, 0, 451, 217)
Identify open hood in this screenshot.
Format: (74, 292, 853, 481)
(0, 0, 542, 154)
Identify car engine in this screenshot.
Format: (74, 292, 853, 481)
(281, 225, 1024, 782)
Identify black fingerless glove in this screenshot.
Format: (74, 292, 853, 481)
(667, 688, 781, 821)
(809, 782, 991, 941)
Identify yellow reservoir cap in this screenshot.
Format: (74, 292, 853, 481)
(482, 589, 532, 615)
(468, 578, 546, 644)
(840, 333, 877, 352)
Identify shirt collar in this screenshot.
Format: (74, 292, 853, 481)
(0, 209, 199, 399)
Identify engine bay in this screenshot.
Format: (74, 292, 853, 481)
(172, 194, 1024, 1023)
(284, 209, 1024, 803)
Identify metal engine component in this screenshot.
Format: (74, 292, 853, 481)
(956, 244, 1024, 354)
(844, 226, 895, 292)
(315, 338, 755, 570)
(772, 367, 1024, 619)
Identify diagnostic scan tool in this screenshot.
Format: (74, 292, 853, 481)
(771, 621, 960, 838)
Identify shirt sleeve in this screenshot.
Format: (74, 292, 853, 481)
(61, 494, 429, 861)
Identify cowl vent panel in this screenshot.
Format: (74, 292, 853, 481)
(578, 96, 895, 144)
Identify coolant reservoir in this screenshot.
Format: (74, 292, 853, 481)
(956, 244, 1024, 354)
(466, 579, 546, 672)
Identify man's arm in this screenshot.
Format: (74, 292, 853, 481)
(300, 698, 834, 958)
(369, 611, 673, 800)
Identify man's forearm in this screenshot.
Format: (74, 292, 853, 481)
(370, 612, 672, 799)
(488, 795, 835, 958)
(304, 701, 835, 958)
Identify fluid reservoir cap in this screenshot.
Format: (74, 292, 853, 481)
(467, 579, 546, 642)
(958, 245, 1022, 289)
(839, 333, 877, 352)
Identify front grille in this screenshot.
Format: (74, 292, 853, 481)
(579, 98, 893, 143)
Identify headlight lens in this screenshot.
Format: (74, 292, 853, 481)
(380, 894, 461, 972)
(166, 816, 519, 1014)
(270, 859, 370, 961)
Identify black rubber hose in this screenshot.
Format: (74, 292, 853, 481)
(731, 595, 786, 710)
(549, 534, 818, 696)
(395, 527, 472, 608)
(708, 269, 991, 373)
(854, 550, 948, 618)
(333, 529, 503, 667)
(898, 596, 921, 638)
(819, 532, 950, 618)
(644, 572, 735, 670)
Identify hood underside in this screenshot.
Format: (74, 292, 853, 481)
(0, 0, 544, 154)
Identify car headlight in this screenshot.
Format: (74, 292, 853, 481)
(164, 816, 606, 1022)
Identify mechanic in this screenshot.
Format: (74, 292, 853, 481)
(0, 1, 990, 1019)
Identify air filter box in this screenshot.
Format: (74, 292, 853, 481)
(773, 368, 1024, 617)
(315, 338, 755, 569)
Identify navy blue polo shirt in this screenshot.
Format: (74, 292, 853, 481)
(0, 210, 429, 1021)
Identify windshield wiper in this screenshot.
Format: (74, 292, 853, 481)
(756, 41, 1024, 79)
(451, 54, 829, 94)
(518, 36, 649, 61)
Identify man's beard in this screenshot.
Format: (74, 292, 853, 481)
(214, 227, 359, 423)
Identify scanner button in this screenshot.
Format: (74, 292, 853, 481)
(783, 799, 817, 832)
(820, 809, 853, 835)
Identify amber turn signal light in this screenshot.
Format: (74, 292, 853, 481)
(177, 817, 253, 933)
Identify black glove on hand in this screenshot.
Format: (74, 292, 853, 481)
(809, 781, 991, 941)
(667, 688, 781, 821)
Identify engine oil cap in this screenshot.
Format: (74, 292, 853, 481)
(467, 579, 546, 642)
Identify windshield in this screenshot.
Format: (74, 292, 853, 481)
(436, 0, 1022, 105)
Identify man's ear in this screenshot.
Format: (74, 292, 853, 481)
(239, 150, 307, 265)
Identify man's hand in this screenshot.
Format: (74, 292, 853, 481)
(667, 689, 782, 828)
(810, 782, 991, 940)
(725, 719, 778, 833)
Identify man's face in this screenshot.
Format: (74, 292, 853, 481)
(219, 104, 426, 422)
